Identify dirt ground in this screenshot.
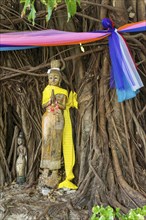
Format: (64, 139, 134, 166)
(0, 183, 88, 220)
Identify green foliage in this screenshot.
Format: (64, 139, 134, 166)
(65, 0, 77, 21)
(27, 1, 36, 25)
(91, 205, 146, 220)
(20, 0, 80, 24)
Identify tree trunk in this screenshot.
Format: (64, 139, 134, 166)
(0, 0, 146, 218)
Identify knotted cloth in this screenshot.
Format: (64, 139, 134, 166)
(101, 18, 144, 102)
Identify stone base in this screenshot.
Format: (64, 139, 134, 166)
(46, 173, 60, 188)
(38, 170, 61, 189)
(16, 176, 26, 185)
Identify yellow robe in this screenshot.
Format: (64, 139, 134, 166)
(42, 85, 78, 189)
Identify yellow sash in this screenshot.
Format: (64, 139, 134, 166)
(42, 85, 78, 189)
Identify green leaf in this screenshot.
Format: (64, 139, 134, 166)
(24, 0, 30, 9)
(47, 0, 56, 8)
(115, 207, 120, 213)
(28, 2, 36, 25)
(99, 206, 106, 215)
(136, 214, 144, 220)
(46, 0, 56, 21)
(92, 206, 100, 214)
(46, 6, 52, 21)
(65, 0, 77, 21)
(76, 0, 81, 5)
(67, 0, 77, 16)
(90, 213, 99, 220)
(141, 206, 146, 215)
(54, 0, 58, 7)
(21, 0, 30, 17)
(20, 0, 26, 3)
(99, 216, 106, 220)
(128, 210, 139, 220)
(40, 0, 47, 6)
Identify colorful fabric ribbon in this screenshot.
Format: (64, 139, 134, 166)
(0, 19, 145, 102)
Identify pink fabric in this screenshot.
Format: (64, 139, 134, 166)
(0, 30, 109, 46)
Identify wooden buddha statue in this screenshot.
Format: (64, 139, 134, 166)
(40, 60, 67, 188)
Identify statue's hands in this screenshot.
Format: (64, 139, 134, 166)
(50, 100, 59, 112)
(42, 100, 52, 109)
(51, 102, 55, 107)
(47, 99, 52, 106)
(52, 100, 58, 106)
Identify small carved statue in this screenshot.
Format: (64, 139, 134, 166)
(16, 131, 27, 185)
(40, 60, 78, 190)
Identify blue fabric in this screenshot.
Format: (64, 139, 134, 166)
(119, 27, 146, 33)
(0, 45, 38, 51)
(101, 18, 141, 102)
(117, 89, 139, 102)
(102, 18, 114, 29)
(109, 32, 140, 102)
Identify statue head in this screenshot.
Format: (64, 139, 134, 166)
(47, 60, 62, 86)
(17, 131, 24, 146)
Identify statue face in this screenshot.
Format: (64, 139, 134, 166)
(18, 137, 23, 145)
(48, 71, 61, 86)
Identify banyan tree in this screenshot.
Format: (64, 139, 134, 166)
(0, 0, 146, 219)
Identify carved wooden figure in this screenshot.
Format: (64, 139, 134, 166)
(40, 60, 67, 188)
(40, 60, 78, 190)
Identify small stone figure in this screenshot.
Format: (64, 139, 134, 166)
(16, 132, 27, 185)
